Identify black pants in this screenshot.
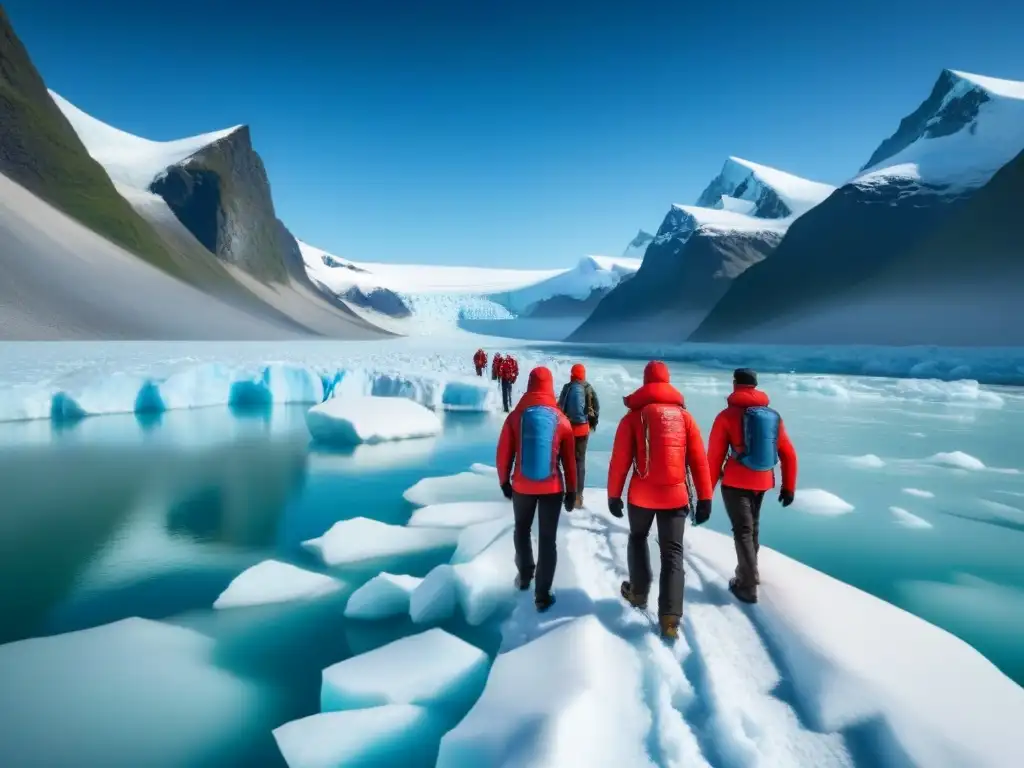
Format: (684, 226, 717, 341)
(501, 379, 513, 412)
(721, 486, 765, 594)
(512, 492, 562, 596)
(573, 433, 588, 492)
(475, 367, 483, 376)
(627, 504, 687, 617)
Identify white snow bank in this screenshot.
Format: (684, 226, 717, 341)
(889, 506, 933, 530)
(273, 705, 441, 768)
(844, 454, 885, 469)
(687, 525, 1024, 768)
(404, 472, 506, 507)
(306, 396, 441, 446)
(706, 156, 836, 218)
(789, 489, 855, 516)
(410, 531, 517, 626)
(303, 518, 457, 568)
(435, 615, 654, 768)
(320, 628, 488, 711)
(501, 254, 641, 314)
(902, 488, 935, 499)
(213, 560, 344, 609)
(0, 361, 498, 425)
(407, 501, 510, 529)
(925, 451, 986, 471)
(0, 617, 263, 768)
(344, 573, 423, 620)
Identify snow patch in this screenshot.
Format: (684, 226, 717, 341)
(844, 454, 885, 469)
(344, 573, 423, 620)
(789, 489, 855, 516)
(306, 396, 441, 446)
(213, 560, 344, 609)
(303, 518, 457, 569)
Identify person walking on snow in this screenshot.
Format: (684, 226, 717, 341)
(558, 363, 600, 509)
(706, 368, 798, 605)
(607, 361, 713, 641)
(491, 353, 503, 382)
(499, 355, 519, 413)
(474, 349, 488, 377)
(496, 366, 577, 612)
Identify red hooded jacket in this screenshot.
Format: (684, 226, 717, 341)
(499, 356, 519, 383)
(497, 367, 578, 496)
(707, 385, 798, 493)
(608, 361, 713, 510)
(491, 354, 503, 379)
(474, 349, 487, 369)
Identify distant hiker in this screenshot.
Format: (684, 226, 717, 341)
(496, 366, 578, 612)
(499, 355, 519, 413)
(557, 363, 600, 509)
(707, 368, 798, 605)
(491, 353, 503, 382)
(474, 349, 488, 377)
(607, 361, 713, 641)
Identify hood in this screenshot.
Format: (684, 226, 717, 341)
(727, 385, 769, 408)
(571, 363, 586, 381)
(624, 361, 684, 410)
(515, 366, 558, 410)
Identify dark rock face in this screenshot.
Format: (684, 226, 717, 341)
(522, 284, 619, 319)
(623, 229, 654, 256)
(340, 285, 412, 318)
(695, 174, 791, 219)
(322, 253, 367, 272)
(149, 167, 220, 254)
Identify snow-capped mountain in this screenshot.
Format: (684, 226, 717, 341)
(621, 229, 654, 259)
(691, 69, 1024, 345)
(570, 159, 834, 342)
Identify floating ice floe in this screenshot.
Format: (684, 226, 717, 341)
(303, 518, 458, 568)
(213, 560, 345, 609)
(344, 573, 424, 620)
(889, 506, 934, 530)
(925, 451, 987, 471)
(902, 487, 936, 499)
(306, 396, 441, 446)
(404, 471, 506, 507)
(407, 501, 510, 529)
(843, 454, 885, 469)
(789, 489, 855, 516)
(320, 628, 489, 711)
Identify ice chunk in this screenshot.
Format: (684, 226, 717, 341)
(344, 573, 423, 620)
(926, 451, 986, 471)
(320, 628, 488, 711)
(404, 471, 506, 506)
(230, 363, 324, 409)
(326, 368, 496, 412)
(0, 618, 263, 768)
(273, 705, 441, 768)
(407, 501, 510, 528)
(306, 396, 441, 446)
(843, 454, 885, 469)
(213, 559, 344, 609)
(902, 487, 935, 499)
(889, 506, 933, 530)
(469, 463, 496, 476)
(409, 565, 458, 624)
(303, 518, 457, 568)
(451, 517, 515, 564)
(435, 615, 654, 768)
(789, 489, 855, 516)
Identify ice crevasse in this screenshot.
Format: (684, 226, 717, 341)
(0, 362, 501, 424)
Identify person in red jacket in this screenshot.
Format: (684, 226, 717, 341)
(473, 349, 487, 376)
(498, 355, 519, 412)
(496, 366, 577, 612)
(607, 361, 713, 640)
(706, 368, 798, 604)
(491, 353, 503, 382)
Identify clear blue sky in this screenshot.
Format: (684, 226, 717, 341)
(8, 0, 1024, 268)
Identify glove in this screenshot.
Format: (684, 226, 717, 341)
(564, 491, 576, 513)
(779, 488, 794, 507)
(501, 481, 514, 500)
(608, 497, 624, 518)
(693, 499, 712, 526)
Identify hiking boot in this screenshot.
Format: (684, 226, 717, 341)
(574, 492, 584, 510)
(659, 615, 680, 641)
(620, 581, 648, 610)
(514, 573, 532, 591)
(729, 577, 758, 604)
(535, 592, 556, 612)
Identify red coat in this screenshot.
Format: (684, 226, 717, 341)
(497, 367, 578, 495)
(707, 386, 798, 493)
(491, 355, 503, 379)
(500, 356, 519, 383)
(608, 361, 713, 510)
(474, 350, 487, 369)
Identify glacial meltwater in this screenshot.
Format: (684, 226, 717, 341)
(0, 343, 1022, 767)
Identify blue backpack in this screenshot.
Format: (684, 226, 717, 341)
(563, 381, 588, 425)
(519, 406, 559, 481)
(732, 406, 781, 472)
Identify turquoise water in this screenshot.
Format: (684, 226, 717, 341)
(0, 356, 1022, 766)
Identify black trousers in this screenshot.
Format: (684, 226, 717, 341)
(627, 504, 687, 617)
(501, 379, 513, 412)
(512, 492, 562, 596)
(573, 433, 588, 492)
(721, 485, 765, 593)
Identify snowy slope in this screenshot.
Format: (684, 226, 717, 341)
(49, 90, 240, 191)
(500, 254, 641, 315)
(857, 70, 1024, 192)
(696, 156, 836, 219)
(622, 228, 654, 259)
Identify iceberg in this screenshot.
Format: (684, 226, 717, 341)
(789, 489, 855, 516)
(273, 705, 442, 768)
(320, 628, 489, 712)
(344, 573, 424, 620)
(306, 396, 441, 446)
(213, 559, 344, 609)
(303, 517, 457, 569)
(403, 471, 506, 507)
(408, 564, 458, 625)
(925, 451, 986, 471)
(406, 501, 510, 529)
(890, 506, 933, 529)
